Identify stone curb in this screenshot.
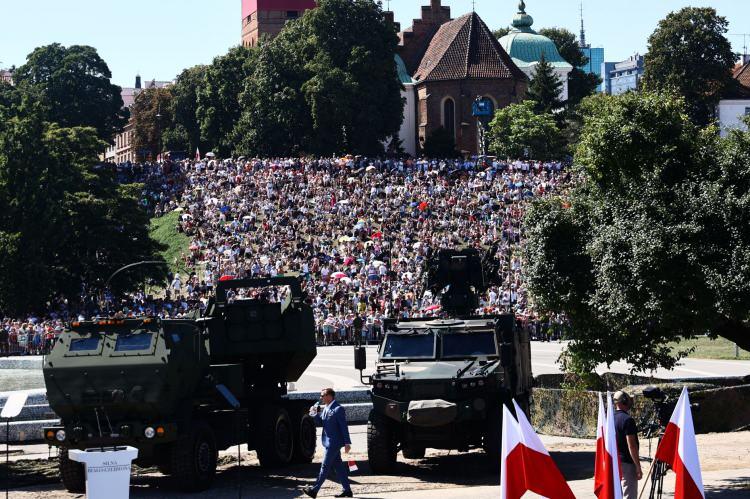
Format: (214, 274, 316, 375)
(0, 357, 44, 369)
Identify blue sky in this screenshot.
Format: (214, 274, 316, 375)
(1, 0, 749, 88)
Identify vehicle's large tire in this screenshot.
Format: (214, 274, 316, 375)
(291, 409, 317, 464)
(367, 410, 397, 474)
(169, 421, 218, 491)
(59, 448, 85, 493)
(483, 402, 502, 470)
(401, 445, 425, 460)
(257, 405, 294, 467)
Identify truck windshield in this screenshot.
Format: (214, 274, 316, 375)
(381, 333, 435, 359)
(442, 331, 497, 358)
(114, 332, 154, 352)
(69, 336, 101, 352)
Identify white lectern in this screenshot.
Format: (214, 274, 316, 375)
(69, 446, 138, 499)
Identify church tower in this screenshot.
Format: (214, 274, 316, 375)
(241, 0, 317, 47)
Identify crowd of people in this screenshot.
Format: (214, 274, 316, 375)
(0, 156, 571, 355)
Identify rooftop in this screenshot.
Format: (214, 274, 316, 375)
(413, 12, 525, 83)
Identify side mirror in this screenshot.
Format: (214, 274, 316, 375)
(500, 344, 513, 367)
(354, 346, 367, 371)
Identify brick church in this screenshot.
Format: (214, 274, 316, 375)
(241, 0, 528, 156)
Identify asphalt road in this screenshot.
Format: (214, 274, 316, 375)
(292, 342, 750, 392)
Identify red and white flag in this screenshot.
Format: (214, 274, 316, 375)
(500, 400, 575, 499)
(594, 392, 607, 497)
(347, 460, 358, 473)
(655, 387, 704, 499)
(195, 147, 201, 161)
(601, 392, 623, 499)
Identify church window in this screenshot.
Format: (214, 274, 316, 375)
(443, 98, 455, 139)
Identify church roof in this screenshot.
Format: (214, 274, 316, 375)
(499, 1, 573, 71)
(413, 12, 526, 83)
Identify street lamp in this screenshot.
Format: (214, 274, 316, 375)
(155, 101, 162, 163)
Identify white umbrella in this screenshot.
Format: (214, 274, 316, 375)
(371, 260, 385, 268)
(366, 165, 377, 172)
(205, 152, 216, 158)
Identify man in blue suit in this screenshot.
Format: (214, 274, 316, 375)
(303, 388, 353, 498)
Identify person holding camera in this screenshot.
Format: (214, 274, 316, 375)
(614, 390, 643, 498)
(303, 388, 353, 498)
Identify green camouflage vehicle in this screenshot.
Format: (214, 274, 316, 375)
(43, 276, 317, 492)
(354, 248, 533, 472)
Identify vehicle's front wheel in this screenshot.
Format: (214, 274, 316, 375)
(291, 408, 317, 464)
(59, 448, 85, 493)
(169, 421, 218, 491)
(483, 401, 502, 470)
(257, 405, 294, 467)
(367, 410, 397, 473)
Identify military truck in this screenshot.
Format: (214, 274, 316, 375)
(42, 276, 318, 492)
(354, 248, 533, 472)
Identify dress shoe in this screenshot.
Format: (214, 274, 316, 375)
(335, 491, 353, 498)
(302, 487, 317, 498)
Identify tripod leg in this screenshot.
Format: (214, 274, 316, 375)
(638, 458, 658, 499)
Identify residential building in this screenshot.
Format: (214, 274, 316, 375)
(0, 69, 12, 85)
(498, 1, 573, 101)
(717, 58, 750, 137)
(104, 76, 172, 164)
(241, 0, 316, 48)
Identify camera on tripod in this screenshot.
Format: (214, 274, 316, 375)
(642, 386, 673, 430)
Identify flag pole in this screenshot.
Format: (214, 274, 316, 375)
(637, 457, 659, 499)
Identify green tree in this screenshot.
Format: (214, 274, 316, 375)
(524, 91, 750, 373)
(526, 54, 563, 115)
(131, 87, 174, 161)
(539, 27, 600, 107)
(422, 127, 457, 158)
(166, 65, 207, 154)
(493, 27, 511, 40)
(12, 44, 128, 141)
(488, 100, 563, 160)
(643, 7, 736, 127)
(235, 0, 403, 156)
(197, 46, 256, 157)
(0, 114, 165, 315)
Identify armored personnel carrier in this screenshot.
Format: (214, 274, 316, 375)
(354, 248, 532, 472)
(43, 276, 317, 492)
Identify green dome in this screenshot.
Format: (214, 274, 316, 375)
(499, 1, 573, 71)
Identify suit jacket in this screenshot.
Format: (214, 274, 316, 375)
(314, 400, 352, 449)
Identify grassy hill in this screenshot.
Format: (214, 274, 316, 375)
(150, 210, 190, 276)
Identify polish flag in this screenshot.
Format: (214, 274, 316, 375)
(602, 392, 623, 499)
(594, 392, 607, 497)
(500, 400, 575, 499)
(348, 460, 358, 473)
(655, 387, 704, 499)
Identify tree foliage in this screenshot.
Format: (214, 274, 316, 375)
(13, 44, 128, 141)
(196, 46, 256, 157)
(166, 65, 207, 154)
(524, 91, 750, 373)
(131, 87, 174, 161)
(488, 100, 563, 160)
(539, 28, 601, 108)
(235, 0, 403, 157)
(526, 54, 564, 115)
(493, 27, 511, 40)
(0, 114, 166, 315)
(643, 7, 735, 127)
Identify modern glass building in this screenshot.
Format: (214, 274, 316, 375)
(580, 47, 604, 81)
